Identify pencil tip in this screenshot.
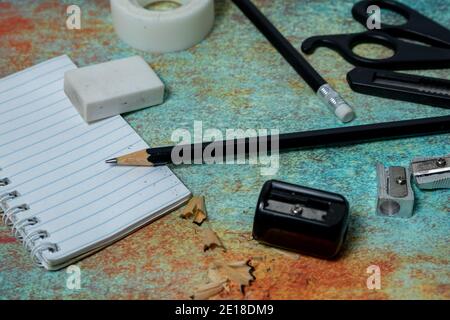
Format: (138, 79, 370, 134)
(105, 158, 118, 164)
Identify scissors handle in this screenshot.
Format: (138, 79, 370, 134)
(301, 31, 450, 70)
(352, 0, 450, 48)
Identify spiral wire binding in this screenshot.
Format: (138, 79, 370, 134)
(0, 190, 20, 207)
(3, 204, 29, 226)
(0, 172, 58, 268)
(12, 215, 38, 239)
(31, 242, 59, 267)
(23, 230, 49, 251)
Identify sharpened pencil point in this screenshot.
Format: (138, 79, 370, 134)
(105, 158, 118, 164)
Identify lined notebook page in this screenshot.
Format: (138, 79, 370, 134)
(0, 55, 190, 268)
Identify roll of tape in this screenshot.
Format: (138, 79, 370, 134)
(111, 0, 215, 53)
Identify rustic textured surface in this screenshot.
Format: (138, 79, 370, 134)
(0, 0, 449, 300)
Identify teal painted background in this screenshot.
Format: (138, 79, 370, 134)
(0, 0, 449, 299)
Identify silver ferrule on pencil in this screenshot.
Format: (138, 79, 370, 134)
(317, 84, 355, 123)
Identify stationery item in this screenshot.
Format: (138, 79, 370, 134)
(64, 56, 165, 123)
(410, 155, 450, 190)
(301, 0, 450, 70)
(110, 0, 215, 53)
(252, 180, 350, 259)
(231, 0, 355, 123)
(106, 115, 450, 167)
(0, 55, 191, 270)
(180, 196, 207, 225)
(347, 68, 450, 109)
(376, 163, 414, 218)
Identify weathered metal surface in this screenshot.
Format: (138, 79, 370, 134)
(0, 0, 449, 299)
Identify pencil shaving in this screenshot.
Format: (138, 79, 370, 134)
(193, 209, 207, 226)
(214, 260, 255, 288)
(180, 196, 197, 219)
(180, 196, 208, 226)
(203, 228, 225, 251)
(208, 267, 227, 283)
(192, 196, 207, 225)
(226, 260, 249, 267)
(192, 260, 255, 300)
(208, 267, 232, 293)
(190, 279, 228, 300)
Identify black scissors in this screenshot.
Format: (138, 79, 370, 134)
(301, 0, 450, 70)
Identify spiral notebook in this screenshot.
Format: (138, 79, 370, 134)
(0, 55, 191, 270)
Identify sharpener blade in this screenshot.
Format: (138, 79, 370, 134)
(411, 155, 450, 190)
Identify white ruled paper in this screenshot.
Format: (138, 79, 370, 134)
(0, 56, 191, 270)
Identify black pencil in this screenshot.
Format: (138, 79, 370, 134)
(231, 0, 355, 123)
(106, 115, 450, 167)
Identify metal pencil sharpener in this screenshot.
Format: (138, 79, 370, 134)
(252, 180, 350, 259)
(411, 155, 450, 190)
(376, 163, 414, 218)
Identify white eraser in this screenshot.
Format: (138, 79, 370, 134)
(64, 56, 164, 122)
(335, 104, 355, 123)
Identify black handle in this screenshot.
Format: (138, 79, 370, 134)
(352, 0, 450, 48)
(301, 0, 450, 69)
(301, 31, 450, 70)
(347, 67, 450, 108)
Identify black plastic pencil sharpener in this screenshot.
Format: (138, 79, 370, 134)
(252, 180, 350, 259)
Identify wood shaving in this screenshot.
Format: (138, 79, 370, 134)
(193, 209, 207, 225)
(190, 279, 228, 300)
(193, 196, 207, 225)
(180, 196, 207, 226)
(180, 196, 197, 219)
(208, 267, 227, 283)
(182, 196, 257, 299)
(209, 260, 255, 295)
(191, 260, 255, 300)
(192, 196, 207, 225)
(226, 260, 249, 267)
(208, 268, 230, 293)
(202, 228, 225, 251)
